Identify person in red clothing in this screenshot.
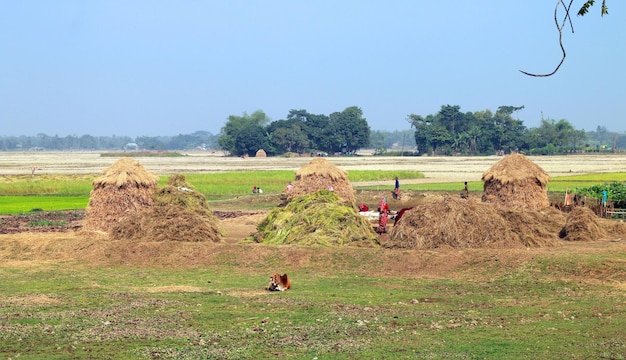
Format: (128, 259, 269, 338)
(377, 197, 389, 234)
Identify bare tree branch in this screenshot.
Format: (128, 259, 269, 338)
(519, 0, 575, 77)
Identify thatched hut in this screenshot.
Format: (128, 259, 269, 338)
(255, 149, 267, 157)
(388, 196, 562, 249)
(481, 154, 550, 210)
(285, 158, 355, 204)
(250, 190, 379, 247)
(110, 174, 222, 243)
(83, 158, 159, 233)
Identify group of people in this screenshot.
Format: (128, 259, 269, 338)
(252, 186, 263, 194)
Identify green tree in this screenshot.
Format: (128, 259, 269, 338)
(218, 110, 271, 156)
(326, 106, 370, 153)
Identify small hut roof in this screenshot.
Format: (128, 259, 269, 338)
(481, 154, 550, 185)
(93, 158, 159, 189)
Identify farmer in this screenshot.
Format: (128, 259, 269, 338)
(461, 181, 469, 199)
(602, 189, 608, 207)
(393, 177, 400, 200)
(284, 182, 293, 192)
(377, 197, 389, 234)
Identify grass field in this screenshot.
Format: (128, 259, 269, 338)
(1, 171, 623, 214)
(1, 154, 626, 358)
(1, 241, 625, 359)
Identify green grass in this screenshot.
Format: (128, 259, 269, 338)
(0, 171, 623, 214)
(0, 252, 624, 359)
(0, 195, 88, 214)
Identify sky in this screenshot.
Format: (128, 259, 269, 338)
(1, 1, 625, 138)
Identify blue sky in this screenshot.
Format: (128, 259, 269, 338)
(1, 1, 625, 137)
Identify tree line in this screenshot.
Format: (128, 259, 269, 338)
(1, 104, 624, 154)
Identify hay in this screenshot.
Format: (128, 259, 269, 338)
(250, 190, 379, 247)
(286, 158, 355, 204)
(110, 206, 222, 243)
(388, 196, 562, 249)
(111, 174, 222, 242)
(481, 154, 550, 210)
(559, 206, 606, 242)
(83, 158, 158, 232)
(255, 149, 267, 157)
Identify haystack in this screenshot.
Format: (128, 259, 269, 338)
(250, 190, 379, 247)
(83, 158, 159, 232)
(388, 196, 561, 249)
(481, 154, 550, 210)
(559, 206, 606, 242)
(110, 174, 222, 243)
(286, 158, 355, 204)
(255, 149, 267, 157)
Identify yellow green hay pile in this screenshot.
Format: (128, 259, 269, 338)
(388, 196, 562, 249)
(110, 174, 222, 243)
(482, 154, 550, 210)
(286, 158, 355, 204)
(83, 158, 159, 232)
(251, 190, 379, 247)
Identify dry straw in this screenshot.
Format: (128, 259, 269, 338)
(111, 174, 222, 243)
(83, 158, 159, 233)
(481, 154, 550, 210)
(559, 206, 606, 242)
(388, 196, 563, 249)
(286, 158, 355, 204)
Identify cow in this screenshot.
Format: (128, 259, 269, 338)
(267, 273, 291, 291)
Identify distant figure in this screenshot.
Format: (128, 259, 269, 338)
(602, 189, 608, 207)
(564, 188, 572, 206)
(258, 187, 263, 194)
(31, 167, 36, 177)
(252, 186, 257, 194)
(461, 181, 469, 199)
(393, 177, 400, 200)
(285, 182, 293, 192)
(328, 185, 334, 191)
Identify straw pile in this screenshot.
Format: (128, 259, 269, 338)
(285, 158, 355, 204)
(250, 190, 379, 247)
(255, 149, 267, 157)
(83, 158, 159, 232)
(482, 154, 550, 210)
(110, 174, 222, 242)
(559, 206, 606, 242)
(387, 196, 562, 249)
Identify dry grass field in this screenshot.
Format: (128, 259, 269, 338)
(2, 151, 626, 183)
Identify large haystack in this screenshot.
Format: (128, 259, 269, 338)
(110, 174, 222, 243)
(255, 149, 267, 157)
(388, 196, 562, 249)
(481, 154, 550, 210)
(286, 158, 355, 204)
(83, 158, 159, 232)
(250, 190, 379, 247)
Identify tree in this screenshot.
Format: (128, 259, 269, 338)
(218, 110, 271, 156)
(521, 1, 609, 77)
(326, 106, 370, 153)
(269, 123, 310, 154)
